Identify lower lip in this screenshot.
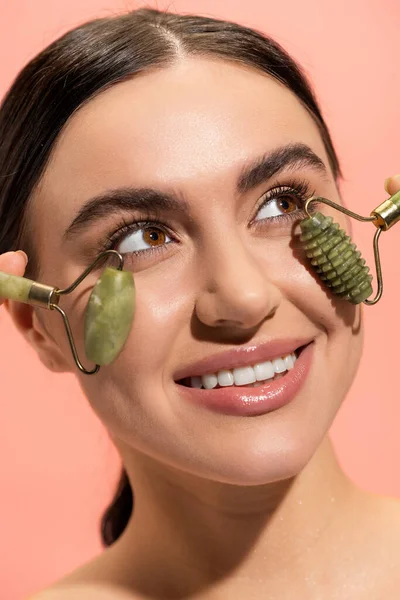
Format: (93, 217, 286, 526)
(176, 342, 314, 416)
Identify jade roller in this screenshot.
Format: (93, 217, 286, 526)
(299, 190, 400, 305)
(0, 249, 135, 375)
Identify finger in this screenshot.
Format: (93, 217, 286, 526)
(384, 175, 400, 196)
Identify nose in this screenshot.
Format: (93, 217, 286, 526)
(195, 238, 282, 330)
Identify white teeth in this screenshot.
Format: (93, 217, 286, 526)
(254, 361, 275, 381)
(284, 353, 295, 370)
(232, 366, 256, 386)
(201, 373, 218, 389)
(190, 376, 202, 388)
(217, 370, 234, 387)
(272, 358, 286, 373)
(188, 351, 298, 389)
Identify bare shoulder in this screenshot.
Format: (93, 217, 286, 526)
(27, 583, 138, 600)
(27, 546, 140, 600)
(358, 491, 400, 581)
(331, 488, 400, 598)
(368, 493, 400, 537)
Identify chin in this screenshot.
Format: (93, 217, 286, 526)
(171, 417, 327, 488)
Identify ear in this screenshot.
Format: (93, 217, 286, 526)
(4, 299, 73, 373)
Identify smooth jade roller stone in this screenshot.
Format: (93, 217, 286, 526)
(84, 267, 135, 365)
(0, 271, 33, 302)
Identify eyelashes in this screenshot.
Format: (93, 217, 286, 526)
(95, 177, 319, 261)
(97, 215, 174, 260)
(251, 177, 315, 227)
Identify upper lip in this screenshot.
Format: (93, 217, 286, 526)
(173, 337, 314, 381)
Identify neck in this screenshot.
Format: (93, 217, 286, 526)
(114, 436, 358, 598)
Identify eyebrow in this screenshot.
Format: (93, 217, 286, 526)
(62, 142, 328, 242)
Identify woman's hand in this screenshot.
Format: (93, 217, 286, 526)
(0, 251, 28, 306)
(384, 174, 400, 196)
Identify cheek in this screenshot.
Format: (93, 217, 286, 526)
(295, 274, 364, 403)
(271, 232, 364, 376)
(283, 243, 362, 341)
(117, 274, 190, 377)
(75, 265, 194, 418)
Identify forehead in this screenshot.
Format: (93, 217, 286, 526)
(35, 57, 328, 246)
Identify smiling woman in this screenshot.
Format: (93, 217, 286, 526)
(1, 7, 400, 600)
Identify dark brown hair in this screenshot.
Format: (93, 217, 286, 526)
(0, 7, 341, 547)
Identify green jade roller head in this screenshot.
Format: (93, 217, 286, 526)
(0, 249, 135, 375)
(299, 190, 400, 305)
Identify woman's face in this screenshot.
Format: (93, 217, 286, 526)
(29, 58, 363, 484)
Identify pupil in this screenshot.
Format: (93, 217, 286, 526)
(279, 198, 294, 212)
(144, 228, 165, 246)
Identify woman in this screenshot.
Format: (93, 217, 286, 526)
(1, 7, 400, 599)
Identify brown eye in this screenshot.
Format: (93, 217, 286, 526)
(116, 224, 172, 256)
(276, 197, 298, 213)
(255, 191, 301, 222)
(143, 227, 166, 246)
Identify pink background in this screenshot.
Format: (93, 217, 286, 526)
(1, 1, 399, 598)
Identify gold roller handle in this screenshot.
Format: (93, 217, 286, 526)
(303, 190, 400, 306)
(0, 250, 133, 376)
(0, 271, 60, 308)
(371, 189, 400, 230)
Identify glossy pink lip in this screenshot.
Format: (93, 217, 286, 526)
(173, 337, 314, 381)
(176, 341, 314, 416)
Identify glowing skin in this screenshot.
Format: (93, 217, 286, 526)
(6, 60, 400, 598)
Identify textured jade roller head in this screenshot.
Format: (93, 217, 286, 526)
(0, 250, 135, 375)
(299, 190, 400, 305)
